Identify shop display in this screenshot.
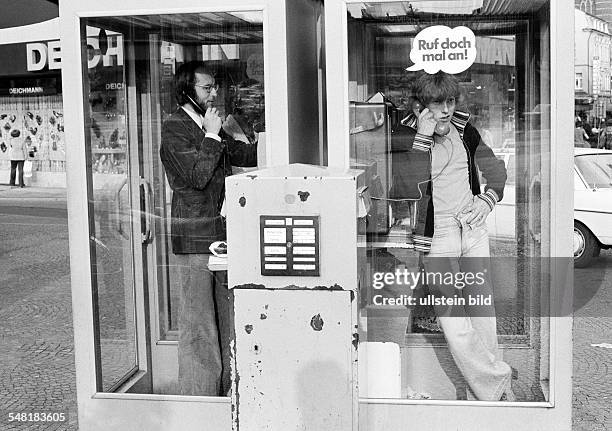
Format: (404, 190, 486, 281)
(88, 88, 128, 174)
(0, 95, 65, 172)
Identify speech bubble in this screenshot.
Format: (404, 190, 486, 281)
(406, 25, 477, 74)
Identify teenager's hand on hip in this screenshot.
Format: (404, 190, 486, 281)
(459, 199, 491, 227)
(416, 108, 437, 137)
(203, 107, 222, 135)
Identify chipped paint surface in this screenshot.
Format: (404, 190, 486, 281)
(310, 314, 324, 331)
(297, 191, 310, 201)
(352, 333, 359, 350)
(239, 196, 247, 207)
(232, 283, 345, 292)
(225, 166, 365, 430)
(233, 289, 353, 431)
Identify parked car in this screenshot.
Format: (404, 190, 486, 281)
(573, 148, 612, 267)
(486, 148, 612, 267)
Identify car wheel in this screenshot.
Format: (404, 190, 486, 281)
(574, 222, 600, 268)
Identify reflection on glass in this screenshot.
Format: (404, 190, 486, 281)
(349, 1, 551, 402)
(82, 24, 137, 392)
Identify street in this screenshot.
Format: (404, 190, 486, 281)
(0, 186, 610, 430)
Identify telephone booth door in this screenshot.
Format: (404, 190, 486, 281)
(325, 0, 574, 430)
(61, 0, 323, 429)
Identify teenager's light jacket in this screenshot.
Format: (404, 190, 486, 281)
(389, 110, 507, 253)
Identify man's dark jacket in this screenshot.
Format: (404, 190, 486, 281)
(160, 108, 257, 254)
(389, 110, 507, 253)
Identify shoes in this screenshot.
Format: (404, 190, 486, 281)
(20, 185, 25, 188)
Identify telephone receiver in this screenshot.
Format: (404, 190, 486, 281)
(183, 91, 207, 116)
(412, 99, 451, 136)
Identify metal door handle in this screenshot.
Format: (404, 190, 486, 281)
(114, 178, 129, 240)
(140, 177, 153, 244)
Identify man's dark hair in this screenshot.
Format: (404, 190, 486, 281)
(413, 72, 461, 106)
(174, 61, 214, 105)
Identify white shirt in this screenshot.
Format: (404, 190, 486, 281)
(181, 106, 221, 142)
(431, 124, 473, 218)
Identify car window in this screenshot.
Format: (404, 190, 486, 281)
(575, 153, 612, 189)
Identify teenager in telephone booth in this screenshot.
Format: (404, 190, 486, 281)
(389, 71, 514, 401)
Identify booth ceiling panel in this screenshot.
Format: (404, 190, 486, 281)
(86, 13, 263, 45)
(351, 0, 548, 18)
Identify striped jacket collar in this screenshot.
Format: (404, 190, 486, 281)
(400, 109, 471, 138)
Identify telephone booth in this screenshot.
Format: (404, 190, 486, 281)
(324, 0, 574, 430)
(62, 0, 574, 429)
(61, 0, 324, 429)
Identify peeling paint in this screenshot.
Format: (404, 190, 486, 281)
(245, 324, 253, 334)
(310, 314, 324, 331)
(352, 333, 359, 350)
(297, 191, 311, 201)
(239, 196, 247, 207)
(232, 283, 346, 292)
(234, 283, 267, 290)
(260, 313, 267, 320)
(247, 174, 257, 179)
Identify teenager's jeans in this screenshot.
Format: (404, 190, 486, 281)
(423, 217, 511, 401)
(176, 254, 231, 396)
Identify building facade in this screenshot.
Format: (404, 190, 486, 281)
(575, 0, 612, 121)
(0, 1, 64, 187)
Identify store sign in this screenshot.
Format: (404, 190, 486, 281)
(26, 35, 124, 72)
(407, 25, 477, 74)
(26, 41, 62, 71)
(9, 86, 44, 95)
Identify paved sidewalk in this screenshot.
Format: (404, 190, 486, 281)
(0, 185, 67, 201)
(0, 199, 76, 430)
(0, 187, 610, 430)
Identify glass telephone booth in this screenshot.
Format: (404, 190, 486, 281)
(325, 0, 573, 430)
(61, 0, 323, 429)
